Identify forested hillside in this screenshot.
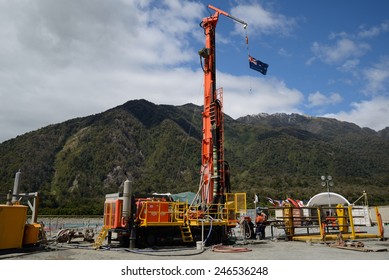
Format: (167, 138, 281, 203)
(1, 99, 388, 214)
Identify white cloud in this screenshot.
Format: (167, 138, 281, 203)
(324, 97, 389, 130)
(0, 0, 306, 143)
(0, 0, 203, 71)
(307, 91, 343, 107)
(308, 22, 389, 132)
(218, 73, 304, 118)
(310, 21, 389, 75)
(358, 20, 389, 38)
(311, 38, 370, 65)
(1, 0, 387, 143)
(337, 59, 360, 72)
(0, 0, 205, 142)
(278, 48, 291, 57)
(362, 56, 389, 95)
(231, 3, 297, 37)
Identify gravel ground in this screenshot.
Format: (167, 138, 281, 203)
(1, 238, 388, 260)
(1, 220, 388, 260)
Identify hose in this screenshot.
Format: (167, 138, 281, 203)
(239, 218, 253, 239)
(124, 247, 206, 257)
(212, 244, 252, 253)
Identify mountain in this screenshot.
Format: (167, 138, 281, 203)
(237, 113, 377, 136)
(378, 127, 389, 139)
(0, 100, 388, 214)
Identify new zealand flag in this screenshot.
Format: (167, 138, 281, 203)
(249, 55, 268, 75)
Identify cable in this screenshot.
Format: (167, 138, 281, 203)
(173, 96, 201, 185)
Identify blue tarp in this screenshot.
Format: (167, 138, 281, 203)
(171, 192, 197, 204)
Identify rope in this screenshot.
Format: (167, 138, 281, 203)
(245, 26, 250, 56)
(245, 27, 253, 94)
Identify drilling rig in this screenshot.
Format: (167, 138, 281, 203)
(198, 5, 247, 206)
(101, 5, 248, 249)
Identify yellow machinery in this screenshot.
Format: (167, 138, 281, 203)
(0, 201, 43, 250)
(268, 203, 385, 242)
(0, 204, 28, 250)
(0, 170, 44, 250)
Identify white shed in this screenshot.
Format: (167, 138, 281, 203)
(306, 192, 371, 226)
(306, 192, 350, 207)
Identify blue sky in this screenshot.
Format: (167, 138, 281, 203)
(0, 0, 388, 143)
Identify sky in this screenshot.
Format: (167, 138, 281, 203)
(1, 0, 389, 143)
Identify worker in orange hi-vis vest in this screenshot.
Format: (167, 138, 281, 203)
(255, 211, 267, 240)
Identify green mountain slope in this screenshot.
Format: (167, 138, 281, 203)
(0, 100, 388, 214)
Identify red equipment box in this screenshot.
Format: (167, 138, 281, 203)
(143, 202, 169, 223)
(104, 199, 123, 229)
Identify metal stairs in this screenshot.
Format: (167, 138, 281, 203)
(93, 226, 109, 249)
(180, 223, 194, 243)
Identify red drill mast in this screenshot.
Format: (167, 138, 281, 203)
(199, 5, 247, 205)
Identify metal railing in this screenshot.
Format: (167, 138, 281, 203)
(266, 204, 384, 241)
(137, 193, 247, 227)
